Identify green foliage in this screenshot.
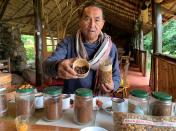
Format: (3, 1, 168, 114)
(24, 44, 35, 61)
(21, 35, 35, 62)
(144, 32, 152, 52)
(144, 19, 176, 57)
(162, 19, 176, 56)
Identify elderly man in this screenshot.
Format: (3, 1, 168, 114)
(43, 2, 121, 94)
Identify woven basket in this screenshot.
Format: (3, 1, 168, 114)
(72, 58, 90, 78)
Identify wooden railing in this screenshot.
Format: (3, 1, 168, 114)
(150, 53, 176, 100)
(134, 49, 147, 77)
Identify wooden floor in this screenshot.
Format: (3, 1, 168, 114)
(127, 66, 151, 95)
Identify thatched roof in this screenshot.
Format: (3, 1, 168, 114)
(0, 0, 176, 37)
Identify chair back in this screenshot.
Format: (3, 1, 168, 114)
(0, 58, 11, 73)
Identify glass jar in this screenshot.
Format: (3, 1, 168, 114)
(0, 87, 8, 117)
(150, 91, 172, 116)
(44, 86, 62, 121)
(128, 89, 149, 115)
(74, 88, 93, 125)
(16, 87, 35, 117)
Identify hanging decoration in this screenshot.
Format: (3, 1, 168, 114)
(154, 0, 163, 3)
(141, 8, 149, 24)
(140, 0, 151, 25)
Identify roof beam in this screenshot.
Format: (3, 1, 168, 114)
(98, 1, 136, 21)
(161, 6, 176, 16)
(104, 11, 134, 33)
(2, 14, 34, 22)
(25, 0, 51, 32)
(97, 0, 138, 16)
(0, 0, 10, 20)
(9, 1, 29, 18)
(162, 0, 176, 4)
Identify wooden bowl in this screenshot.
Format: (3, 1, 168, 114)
(73, 59, 90, 78)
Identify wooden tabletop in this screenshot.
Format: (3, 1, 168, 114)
(0, 119, 79, 131)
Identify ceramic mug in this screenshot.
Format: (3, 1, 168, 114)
(112, 98, 127, 112)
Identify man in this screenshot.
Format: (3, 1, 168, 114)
(43, 2, 121, 94)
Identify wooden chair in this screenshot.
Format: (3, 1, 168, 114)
(0, 58, 11, 73)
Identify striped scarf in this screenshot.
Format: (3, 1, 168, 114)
(76, 30, 112, 70)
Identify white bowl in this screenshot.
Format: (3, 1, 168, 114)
(80, 126, 108, 131)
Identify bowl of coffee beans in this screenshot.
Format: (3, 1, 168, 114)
(73, 59, 90, 78)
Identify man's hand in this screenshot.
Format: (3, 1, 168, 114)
(57, 58, 78, 79)
(101, 81, 114, 93)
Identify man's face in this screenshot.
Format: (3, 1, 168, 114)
(79, 6, 105, 43)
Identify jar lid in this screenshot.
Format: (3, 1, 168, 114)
(152, 91, 172, 101)
(44, 86, 62, 95)
(75, 88, 92, 97)
(16, 87, 34, 93)
(130, 89, 148, 98)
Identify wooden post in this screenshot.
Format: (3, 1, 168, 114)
(152, 0, 162, 53)
(139, 28, 144, 72)
(152, 0, 162, 91)
(42, 28, 48, 61)
(140, 29, 144, 51)
(33, 0, 43, 86)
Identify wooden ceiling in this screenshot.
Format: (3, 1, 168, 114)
(0, 0, 176, 37)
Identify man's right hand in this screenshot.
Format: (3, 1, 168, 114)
(57, 58, 78, 79)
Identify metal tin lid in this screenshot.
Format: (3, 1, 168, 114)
(75, 88, 92, 97)
(130, 89, 148, 99)
(16, 87, 34, 93)
(44, 86, 62, 96)
(152, 91, 172, 102)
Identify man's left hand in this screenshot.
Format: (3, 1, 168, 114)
(101, 81, 114, 93)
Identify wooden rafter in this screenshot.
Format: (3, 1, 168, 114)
(162, 0, 176, 4)
(105, 17, 133, 33)
(98, 1, 136, 21)
(161, 6, 176, 16)
(103, 10, 134, 32)
(24, 0, 51, 32)
(0, 0, 10, 20)
(101, 3, 136, 21)
(2, 14, 34, 22)
(9, 1, 29, 18)
(103, 0, 138, 15)
(114, 0, 140, 12)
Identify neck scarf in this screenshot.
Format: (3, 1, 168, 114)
(76, 30, 112, 70)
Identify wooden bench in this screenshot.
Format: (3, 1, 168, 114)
(0, 58, 12, 89)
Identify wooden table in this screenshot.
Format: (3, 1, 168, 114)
(0, 119, 79, 131)
(0, 102, 80, 131)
